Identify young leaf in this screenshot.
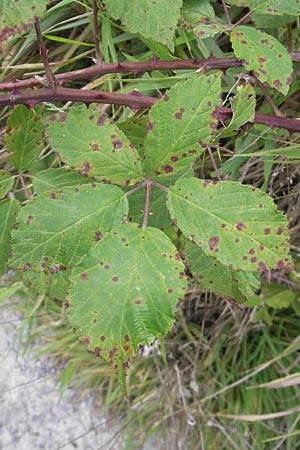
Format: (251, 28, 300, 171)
(68, 223, 188, 389)
(4, 105, 44, 172)
(45, 106, 144, 186)
(220, 84, 256, 137)
(0, 199, 20, 276)
(143, 73, 222, 176)
(32, 168, 93, 194)
(10, 184, 128, 273)
(230, 26, 292, 95)
(0, 170, 14, 198)
(127, 167, 194, 229)
(167, 177, 293, 272)
(185, 241, 260, 303)
(0, 0, 49, 56)
(104, 0, 183, 51)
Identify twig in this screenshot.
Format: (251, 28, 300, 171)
(142, 182, 151, 228)
(1, 53, 300, 92)
(92, 0, 103, 64)
(33, 18, 56, 90)
(221, 0, 232, 28)
(124, 180, 147, 196)
(207, 147, 222, 181)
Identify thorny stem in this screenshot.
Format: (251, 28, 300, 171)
(221, 0, 232, 28)
(142, 182, 152, 228)
(1, 86, 300, 133)
(92, 0, 103, 64)
(33, 18, 56, 91)
(1, 53, 300, 92)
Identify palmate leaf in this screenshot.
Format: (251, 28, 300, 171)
(0, 199, 20, 276)
(143, 73, 222, 176)
(32, 168, 93, 194)
(104, 0, 182, 51)
(185, 241, 260, 303)
(0, 0, 49, 56)
(68, 223, 188, 390)
(167, 178, 293, 272)
(45, 106, 143, 186)
(5, 105, 44, 171)
(230, 26, 292, 95)
(10, 184, 128, 273)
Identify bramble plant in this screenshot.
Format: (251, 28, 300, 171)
(0, 0, 299, 390)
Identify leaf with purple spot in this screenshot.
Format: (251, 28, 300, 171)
(0, 199, 20, 276)
(185, 241, 260, 303)
(143, 73, 222, 176)
(230, 25, 292, 95)
(68, 223, 188, 391)
(167, 177, 293, 271)
(45, 105, 143, 186)
(10, 184, 128, 273)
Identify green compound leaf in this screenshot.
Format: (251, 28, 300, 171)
(221, 84, 256, 137)
(45, 106, 143, 186)
(32, 168, 93, 194)
(230, 26, 292, 95)
(10, 184, 128, 273)
(68, 222, 188, 389)
(127, 167, 194, 229)
(185, 241, 260, 303)
(118, 117, 147, 160)
(167, 178, 293, 272)
(23, 269, 71, 301)
(143, 73, 222, 176)
(5, 105, 44, 171)
(0, 170, 14, 198)
(0, 199, 20, 276)
(104, 0, 182, 52)
(0, 0, 49, 56)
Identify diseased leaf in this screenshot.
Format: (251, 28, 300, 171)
(0, 0, 49, 56)
(227, 0, 300, 16)
(0, 199, 20, 276)
(32, 168, 92, 194)
(181, 0, 227, 39)
(68, 223, 188, 389)
(0, 170, 14, 198)
(104, 0, 182, 51)
(23, 270, 71, 301)
(143, 73, 222, 176)
(45, 106, 144, 186)
(127, 167, 194, 229)
(265, 284, 295, 309)
(10, 184, 128, 273)
(5, 105, 44, 171)
(185, 241, 260, 302)
(230, 26, 292, 95)
(118, 117, 147, 160)
(167, 178, 293, 272)
(221, 84, 256, 136)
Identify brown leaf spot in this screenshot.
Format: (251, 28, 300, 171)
(209, 236, 219, 251)
(124, 334, 130, 342)
(50, 192, 56, 199)
(91, 143, 99, 151)
(95, 347, 101, 356)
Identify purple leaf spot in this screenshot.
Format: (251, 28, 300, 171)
(209, 236, 219, 251)
(83, 160, 91, 173)
(250, 257, 257, 263)
(176, 298, 183, 308)
(274, 80, 283, 89)
(123, 345, 129, 351)
(100, 335, 105, 342)
(167, 288, 173, 294)
(135, 299, 142, 304)
(104, 265, 110, 270)
(264, 228, 271, 235)
(236, 222, 245, 231)
(97, 116, 105, 126)
(242, 256, 247, 260)
(170, 156, 178, 162)
(162, 165, 174, 173)
(112, 139, 123, 149)
(147, 121, 154, 132)
(26, 214, 33, 225)
(124, 334, 130, 342)
(95, 347, 101, 356)
(50, 192, 56, 199)
(84, 337, 90, 344)
(80, 272, 88, 281)
(95, 231, 103, 242)
(112, 276, 119, 282)
(249, 248, 255, 255)
(276, 227, 283, 235)
(91, 143, 99, 151)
